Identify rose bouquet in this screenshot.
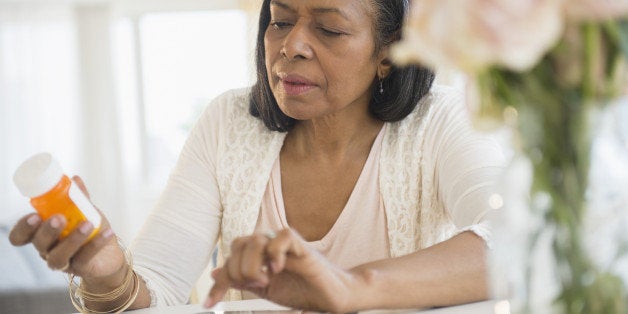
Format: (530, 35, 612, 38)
(393, 1, 628, 313)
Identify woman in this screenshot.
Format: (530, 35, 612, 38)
(9, 0, 505, 312)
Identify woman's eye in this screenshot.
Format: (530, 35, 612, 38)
(318, 27, 344, 37)
(270, 21, 292, 30)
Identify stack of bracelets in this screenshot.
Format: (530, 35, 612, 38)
(68, 238, 140, 314)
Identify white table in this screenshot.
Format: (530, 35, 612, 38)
(121, 299, 510, 314)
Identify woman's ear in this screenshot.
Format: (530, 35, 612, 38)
(377, 49, 393, 79)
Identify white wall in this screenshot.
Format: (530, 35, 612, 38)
(0, 0, 261, 293)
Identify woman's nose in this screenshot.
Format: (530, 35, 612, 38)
(280, 22, 313, 61)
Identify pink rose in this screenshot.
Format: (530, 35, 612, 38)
(566, 0, 628, 21)
(393, 0, 564, 73)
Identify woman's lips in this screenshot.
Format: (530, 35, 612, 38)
(277, 73, 317, 96)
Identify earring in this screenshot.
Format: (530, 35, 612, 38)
(379, 79, 384, 94)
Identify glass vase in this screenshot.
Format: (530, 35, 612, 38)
(489, 97, 628, 314)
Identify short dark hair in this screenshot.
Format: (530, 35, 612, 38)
(249, 0, 435, 132)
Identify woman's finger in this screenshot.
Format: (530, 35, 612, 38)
(45, 220, 94, 271)
(226, 237, 247, 284)
(239, 234, 270, 286)
(72, 175, 90, 199)
(31, 214, 66, 256)
(205, 267, 231, 308)
(265, 228, 305, 273)
(8, 214, 42, 246)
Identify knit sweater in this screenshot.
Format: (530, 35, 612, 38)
(131, 85, 505, 306)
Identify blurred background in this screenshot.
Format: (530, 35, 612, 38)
(0, 0, 260, 312)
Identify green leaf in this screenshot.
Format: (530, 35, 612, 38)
(604, 19, 628, 60)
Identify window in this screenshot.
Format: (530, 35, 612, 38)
(0, 2, 260, 292)
(115, 10, 253, 190)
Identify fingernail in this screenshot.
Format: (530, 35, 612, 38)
(101, 228, 115, 239)
(27, 215, 40, 226)
(270, 261, 279, 274)
(79, 222, 93, 235)
(203, 297, 212, 308)
(50, 217, 61, 229)
(211, 268, 220, 279)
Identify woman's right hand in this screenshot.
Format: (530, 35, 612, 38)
(8, 176, 126, 282)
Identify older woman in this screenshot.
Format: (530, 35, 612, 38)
(9, 0, 504, 312)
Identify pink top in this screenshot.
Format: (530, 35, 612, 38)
(132, 86, 505, 305)
(255, 125, 390, 269)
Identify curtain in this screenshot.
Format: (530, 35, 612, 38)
(0, 2, 128, 241)
(0, 3, 81, 223)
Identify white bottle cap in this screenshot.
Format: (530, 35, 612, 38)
(13, 153, 64, 198)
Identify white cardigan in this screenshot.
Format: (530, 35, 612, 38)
(131, 85, 505, 306)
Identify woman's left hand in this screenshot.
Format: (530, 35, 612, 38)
(204, 228, 361, 312)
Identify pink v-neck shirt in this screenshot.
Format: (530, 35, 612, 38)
(255, 125, 389, 269)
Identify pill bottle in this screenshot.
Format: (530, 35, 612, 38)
(13, 153, 101, 239)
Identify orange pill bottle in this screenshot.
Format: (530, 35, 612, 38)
(13, 153, 101, 239)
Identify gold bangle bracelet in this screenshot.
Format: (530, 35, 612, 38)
(70, 271, 140, 314)
(77, 265, 133, 302)
(68, 237, 140, 314)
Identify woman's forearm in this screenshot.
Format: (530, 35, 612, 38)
(347, 231, 489, 311)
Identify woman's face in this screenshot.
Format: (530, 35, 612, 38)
(264, 0, 383, 121)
